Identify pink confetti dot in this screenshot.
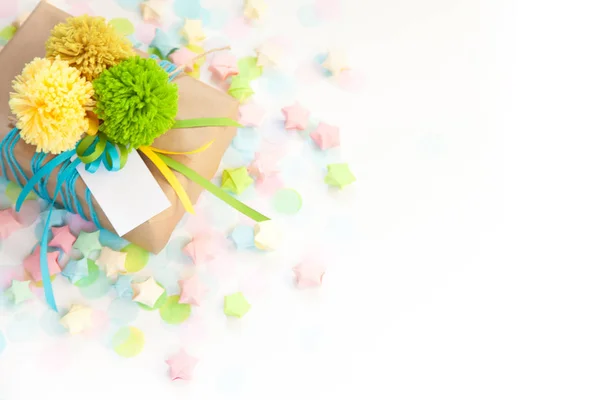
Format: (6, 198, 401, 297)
(224, 17, 253, 40)
(255, 174, 285, 196)
(135, 23, 158, 45)
(69, 2, 95, 16)
(315, 0, 342, 20)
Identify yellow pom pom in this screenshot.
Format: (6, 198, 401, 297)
(9, 57, 95, 154)
(46, 15, 134, 81)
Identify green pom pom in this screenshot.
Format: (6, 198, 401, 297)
(93, 56, 178, 148)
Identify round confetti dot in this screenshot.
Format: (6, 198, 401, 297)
(273, 189, 303, 214)
(230, 225, 256, 250)
(79, 272, 112, 299)
(174, 0, 205, 20)
(112, 326, 145, 358)
(123, 244, 149, 273)
(109, 18, 135, 36)
(108, 298, 140, 325)
(100, 230, 128, 250)
(6, 181, 36, 203)
(74, 259, 100, 288)
(159, 295, 192, 325)
(115, 0, 143, 11)
(0, 330, 5, 355)
(137, 282, 168, 311)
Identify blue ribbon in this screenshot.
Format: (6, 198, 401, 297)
(0, 128, 102, 310)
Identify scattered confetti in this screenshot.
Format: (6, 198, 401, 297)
(310, 122, 341, 150)
(140, 0, 165, 23)
(256, 41, 282, 67)
(273, 189, 303, 214)
(293, 262, 326, 288)
(181, 18, 205, 44)
(282, 102, 310, 131)
(228, 76, 254, 102)
(230, 225, 256, 250)
(179, 275, 207, 306)
(109, 18, 135, 36)
(49, 225, 76, 254)
(62, 257, 89, 284)
(159, 295, 192, 324)
(114, 275, 134, 299)
(24, 247, 61, 282)
(324, 163, 356, 188)
(74, 259, 99, 288)
(209, 52, 239, 80)
(122, 244, 150, 273)
(224, 292, 251, 318)
(238, 103, 266, 127)
(0, 208, 21, 239)
(221, 167, 254, 194)
(151, 28, 179, 58)
(96, 247, 127, 279)
(322, 50, 349, 76)
(133, 277, 167, 309)
(73, 231, 102, 258)
(6, 280, 33, 305)
(244, 0, 267, 21)
(112, 326, 145, 358)
(60, 304, 93, 334)
(254, 220, 282, 251)
(237, 56, 263, 80)
(169, 47, 198, 72)
(166, 349, 199, 381)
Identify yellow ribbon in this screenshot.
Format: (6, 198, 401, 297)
(145, 139, 215, 156)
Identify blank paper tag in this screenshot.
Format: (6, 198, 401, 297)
(76, 151, 171, 237)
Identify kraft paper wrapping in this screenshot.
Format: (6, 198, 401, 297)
(0, 2, 239, 254)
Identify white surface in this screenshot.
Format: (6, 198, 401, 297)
(2, 0, 600, 399)
(77, 149, 171, 236)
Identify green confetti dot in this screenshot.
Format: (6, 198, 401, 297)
(159, 295, 191, 325)
(273, 188, 302, 214)
(137, 282, 168, 311)
(109, 18, 134, 36)
(123, 244, 149, 273)
(6, 181, 36, 203)
(0, 26, 16, 41)
(112, 326, 145, 358)
(74, 259, 100, 288)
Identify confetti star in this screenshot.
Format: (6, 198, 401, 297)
(114, 275, 134, 299)
(0, 208, 21, 239)
(323, 50, 350, 76)
(169, 47, 198, 73)
(179, 275, 208, 306)
(132, 277, 165, 308)
(244, 0, 267, 20)
(49, 225, 76, 254)
(140, 0, 166, 24)
(221, 167, 254, 194)
(324, 163, 356, 189)
(73, 231, 101, 258)
(254, 220, 282, 251)
(310, 122, 341, 150)
(7, 280, 33, 304)
(224, 292, 251, 318)
(228, 76, 254, 102)
(96, 247, 127, 279)
(151, 28, 179, 58)
(248, 153, 280, 180)
(238, 103, 266, 127)
(166, 349, 199, 381)
(183, 231, 224, 265)
(256, 41, 282, 67)
(61, 257, 89, 284)
(181, 19, 205, 44)
(209, 52, 239, 81)
(281, 102, 310, 131)
(293, 262, 326, 289)
(60, 304, 93, 334)
(24, 247, 61, 282)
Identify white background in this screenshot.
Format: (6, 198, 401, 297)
(2, 0, 600, 399)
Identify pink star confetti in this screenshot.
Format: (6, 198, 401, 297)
(281, 102, 310, 131)
(49, 225, 76, 254)
(183, 231, 226, 264)
(24, 247, 62, 282)
(0, 208, 21, 239)
(238, 103, 266, 127)
(310, 122, 341, 150)
(209, 52, 239, 81)
(293, 262, 326, 289)
(166, 349, 199, 381)
(248, 152, 280, 180)
(169, 47, 198, 73)
(66, 213, 96, 235)
(179, 275, 208, 306)
(255, 174, 284, 196)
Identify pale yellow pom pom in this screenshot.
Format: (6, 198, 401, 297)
(9, 57, 95, 154)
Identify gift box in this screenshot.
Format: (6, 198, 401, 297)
(0, 2, 240, 254)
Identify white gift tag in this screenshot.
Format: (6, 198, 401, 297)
(76, 150, 171, 237)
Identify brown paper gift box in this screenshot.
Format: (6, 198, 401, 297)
(0, 2, 239, 254)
